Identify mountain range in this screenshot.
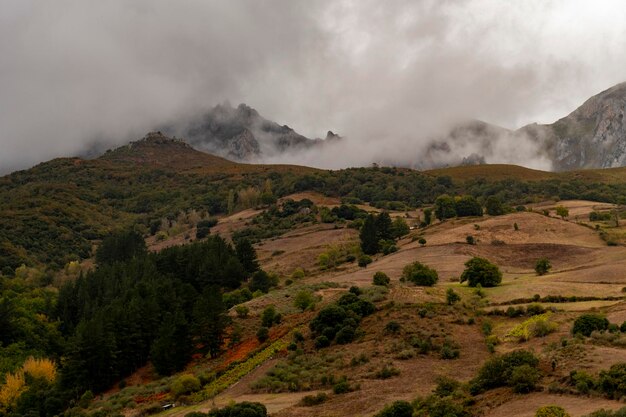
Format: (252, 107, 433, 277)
(146, 82, 626, 171)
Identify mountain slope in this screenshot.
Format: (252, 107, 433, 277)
(162, 103, 340, 161)
(436, 82, 626, 171)
(526, 82, 626, 170)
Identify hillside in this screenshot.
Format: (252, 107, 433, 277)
(5, 135, 626, 272)
(6, 138, 626, 416)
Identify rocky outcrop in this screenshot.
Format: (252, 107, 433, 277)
(162, 103, 340, 161)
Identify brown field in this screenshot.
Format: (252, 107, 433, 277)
(144, 199, 626, 417)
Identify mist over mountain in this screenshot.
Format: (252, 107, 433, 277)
(160, 102, 340, 162)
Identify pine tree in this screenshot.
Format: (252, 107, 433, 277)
(376, 212, 393, 241)
(193, 288, 227, 358)
(235, 238, 259, 274)
(360, 214, 379, 255)
(150, 310, 191, 376)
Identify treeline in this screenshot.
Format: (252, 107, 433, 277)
(0, 230, 263, 416)
(5, 158, 626, 271)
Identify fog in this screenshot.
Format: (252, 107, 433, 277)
(2, 0, 626, 173)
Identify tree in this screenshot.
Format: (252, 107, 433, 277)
(95, 229, 146, 265)
(535, 406, 570, 417)
(423, 208, 433, 226)
(446, 288, 461, 305)
(572, 314, 609, 336)
(151, 311, 191, 376)
(434, 195, 457, 221)
(466, 235, 475, 245)
(193, 288, 227, 357)
(418, 238, 426, 247)
(376, 212, 393, 241)
(402, 262, 438, 286)
(249, 270, 272, 293)
(235, 238, 259, 274)
(535, 258, 551, 276)
(360, 214, 379, 255)
(485, 196, 505, 216)
(455, 195, 483, 217)
(391, 217, 410, 239)
(555, 206, 569, 219)
(460, 257, 502, 287)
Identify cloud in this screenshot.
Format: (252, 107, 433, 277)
(1, 0, 625, 173)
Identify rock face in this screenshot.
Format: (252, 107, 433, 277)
(527, 82, 626, 170)
(162, 103, 339, 161)
(431, 82, 626, 171)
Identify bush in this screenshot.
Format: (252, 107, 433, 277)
(446, 288, 461, 305)
(418, 238, 427, 246)
(460, 257, 502, 287)
(171, 374, 201, 397)
(466, 235, 475, 245)
(261, 306, 280, 328)
(470, 350, 540, 394)
(510, 364, 539, 393)
(314, 335, 330, 349)
(375, 365, 400, 379)
(235, 305, 249, 318)
(358, 255, 373, 268)
(535, 258, 552, 276)
(206, 402, 267, 417)
(598, 363, 626, 399)
(256, 327, 269, 343)
(384, 321, 401, 333)
(573, 314, 609, 337)
(335, 326, 356, 344)
(374, 401, 414, 417)
(333, 379, 352, 394)
(402, 261, 438, 286)
(535, 406, 571, 417)
(299, 392, 328, 406)
(373, 271, 391, 286)
(294, 290, 316, 311)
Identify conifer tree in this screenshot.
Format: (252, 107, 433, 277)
(360, 214, 379, 255)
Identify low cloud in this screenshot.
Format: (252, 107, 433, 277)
(1, 0, 625, 173)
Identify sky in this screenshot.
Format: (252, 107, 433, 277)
(1, 0, 626, 173)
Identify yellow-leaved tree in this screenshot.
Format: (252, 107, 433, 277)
(22, 357, 57, 383)
(0, 371, 26, 410)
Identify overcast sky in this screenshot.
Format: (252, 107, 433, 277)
(1, 0, 626, 173)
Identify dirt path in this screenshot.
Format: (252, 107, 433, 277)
(484, 393, 623, 417)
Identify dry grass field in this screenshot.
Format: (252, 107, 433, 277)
(141, 197, 626, 416)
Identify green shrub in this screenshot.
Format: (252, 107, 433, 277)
(402, 261, 438, 286)
(598, 363, 626, 399)
(573, 314, 609, 337)
(470, 350, 540, 394)
(375, 365, 400, 379)
(446, 288, 461, 305)
(373, 271, 391, 286)
(535, 406, 570, 417)
(333, 379, 351, 394)
(171, 374, 201, 397)
(358, 255, 373, 268)
(384, 321, 402, 334)
(256, 327, 270, 343)
(299, 392, 328, 406)
(510, 364, 539, 393)
(314, 335, 330, 349)
(374, 401, 414, 417)
(205, 401, 267, 417)
(535, 258, 552, 276)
